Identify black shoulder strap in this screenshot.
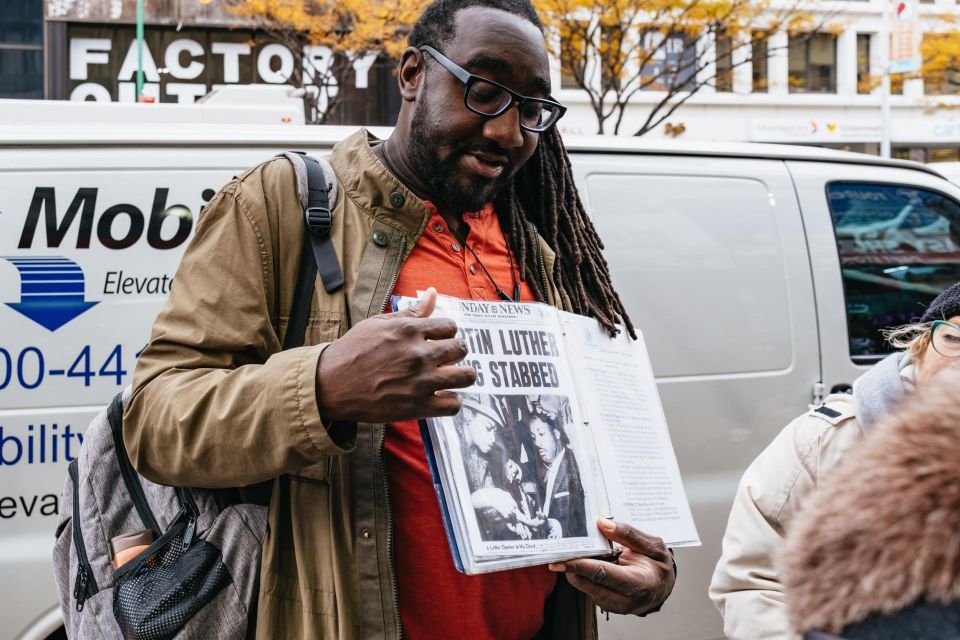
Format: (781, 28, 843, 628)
(108, 394, 161, 533)
(284, 232, 317, 350)
(301, 154, 344, 295)
(284, 153, 344, 350)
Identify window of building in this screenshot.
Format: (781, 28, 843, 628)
(923, 33, 960, 96)
(930, 148, 960, 163)
(856, 33, 904, 95)
(788, 33, 837, 93)
(714, 31, 733, 92)
(639, 30, 696, 91)
(600, 25, 624, 92)
(751, 34, 768, 93)
(559, 27, 588, 90)
(857, 34, 873, 94)
(893, 147, 960, 163)
(0, 0, 43, 99)
(827, 182, 960, 360)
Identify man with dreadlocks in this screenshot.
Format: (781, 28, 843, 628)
(124, 0, 675, 637)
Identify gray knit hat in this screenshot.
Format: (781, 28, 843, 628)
(920, 282, 960, 323)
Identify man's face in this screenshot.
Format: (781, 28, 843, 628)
(530, 417, 559, 464)
(408, 7, 550, 212)
(466, 409, 498, 454)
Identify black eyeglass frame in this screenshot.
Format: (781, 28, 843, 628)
(419, 45, 567, 133)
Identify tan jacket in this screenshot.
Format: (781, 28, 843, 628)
(708, 394, 862, 640)
(124, 129, 597, 640)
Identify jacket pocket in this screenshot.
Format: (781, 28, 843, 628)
(280, 310, 343, 346)
(291, 457, 332, 484)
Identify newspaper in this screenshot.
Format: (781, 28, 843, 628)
(399, 294, 699, 574)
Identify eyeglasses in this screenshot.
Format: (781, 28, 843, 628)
(419, 45, 566, 133)
(931, 320, 960, 358)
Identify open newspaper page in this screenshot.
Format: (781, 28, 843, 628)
(399, 295, 610, 574)
(559, 312, 700, 547)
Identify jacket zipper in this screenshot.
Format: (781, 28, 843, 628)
(377, 232, 406, 638)
(68, 459, 99, 611)
(377, 235, 407, 639)
(379, 235, 408, 313)
(378, 425, 402, 639)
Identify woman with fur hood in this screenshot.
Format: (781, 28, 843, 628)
(781, 365, 960, 639)
(709, 282, 960, 640)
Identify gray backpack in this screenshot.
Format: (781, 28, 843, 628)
(53, 389, 267, 639)
(52, 152, 342, 639)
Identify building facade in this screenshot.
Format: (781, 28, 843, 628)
(3, 0, 400, 125)
(552, 0, 960, 162)
(2, 0, 959, 160)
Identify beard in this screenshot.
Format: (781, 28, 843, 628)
(408, 97, 514, 213)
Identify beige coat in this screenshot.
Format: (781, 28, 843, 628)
(782, 367, 960, 636)
(123, 129, 596, 639)
(708, 393, 863, 640)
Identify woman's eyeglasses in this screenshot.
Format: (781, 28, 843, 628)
(931, 320, 960, 358)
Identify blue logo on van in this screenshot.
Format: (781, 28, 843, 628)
(3, 256, 98, 331)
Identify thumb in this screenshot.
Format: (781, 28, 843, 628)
(397, 286, 437, 318)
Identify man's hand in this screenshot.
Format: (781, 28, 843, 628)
(548, 519, 676, 616)
(316, 288, 476, 423)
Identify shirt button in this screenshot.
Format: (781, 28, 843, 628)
(389, 192, 405, 208)
(372, 231, 389, 247)
(361, 528, 371, 539)
(433, 223, 444, 233)
(451, 242, 461, 252)
(469, 264, 477, 275)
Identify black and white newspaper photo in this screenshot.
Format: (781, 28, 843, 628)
(419, 296, 610, 566)
(454, 392, 587, 543)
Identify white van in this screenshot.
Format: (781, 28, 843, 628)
(929, 161, 960, 187)
(2, 111, 958, 640)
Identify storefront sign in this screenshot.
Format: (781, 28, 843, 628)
(749, 119, 883, 143)
(66, 24, 376, 107)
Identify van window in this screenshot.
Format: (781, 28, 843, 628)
(586, 173, 791, 378)
(827, 182, 960, 361)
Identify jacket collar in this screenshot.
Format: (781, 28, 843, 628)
(329, 129, 432, 237)
(852, 351, 914, 431)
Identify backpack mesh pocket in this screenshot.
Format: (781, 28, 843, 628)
(112, 512, 232, 640)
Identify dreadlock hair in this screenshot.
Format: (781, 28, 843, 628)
(494, 129, 635, 338)
(409, 0, 635, 338)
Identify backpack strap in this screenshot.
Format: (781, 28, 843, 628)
(278, 151, 343, 350)
(107, 393, 161, 533)
(300, 153, 344, 295)
(284, 230, 318, 350)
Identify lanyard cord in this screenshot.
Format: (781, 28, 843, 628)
(463, 238, 520, 302)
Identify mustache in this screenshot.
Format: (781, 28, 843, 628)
(458, 141, 510, 160)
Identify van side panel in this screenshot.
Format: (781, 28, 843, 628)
(0, 145, 333, 640)
(572, 154, 819, 640)
(3, 143, 825, 640)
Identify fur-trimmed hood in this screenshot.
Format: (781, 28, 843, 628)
(781, 367, 960, 635)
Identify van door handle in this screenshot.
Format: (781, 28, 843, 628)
(830, 383, 852, 395)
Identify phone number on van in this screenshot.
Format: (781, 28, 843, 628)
(0, 345, 146, 390)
